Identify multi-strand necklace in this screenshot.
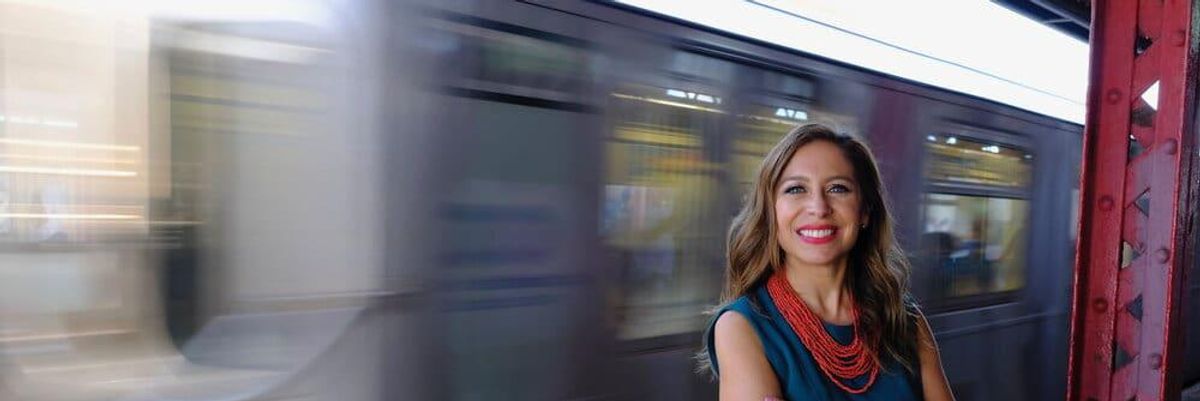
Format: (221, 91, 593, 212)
(766, 270, 879, 394)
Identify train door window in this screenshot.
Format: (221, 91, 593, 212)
(423, 16, 593, 102)
(919, 133, 1033, 303)
(603, 81, 725, 340)
(733, 102, 809, 197)
(731, 104, 859, 195)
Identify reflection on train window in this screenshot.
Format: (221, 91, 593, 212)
(602, 83, 723, 340)
(733, 103, 808, 196)
(921, 194, 1029, 298)
(925, 134, 1032, 188)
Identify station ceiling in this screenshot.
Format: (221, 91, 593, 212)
(993, 0, 1090, 42)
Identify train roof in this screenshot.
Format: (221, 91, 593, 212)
(617, 0, 1094, 125)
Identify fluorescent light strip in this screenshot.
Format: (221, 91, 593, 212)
(171, 28, 328, 64)
(0, 329, 134, 343)
(611, 93, 726, 113)
(0, 213, 141, 220)
(0, 166, 137, 177)
(5, 202, 141, 209)
(0, 138, 140, 151)
(42, 120, 79, 128)
(0, 116, 79, 128)
(0, 154, 139, 164)
(740, 114, 801, 126)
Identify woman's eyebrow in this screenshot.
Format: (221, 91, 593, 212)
(778, 176, 809, 184)
(779, 175, 856, 183)
(827, 175, 857, 183)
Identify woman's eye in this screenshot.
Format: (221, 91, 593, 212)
(784, 185, 804, 195)
(828, 184, 851, 193)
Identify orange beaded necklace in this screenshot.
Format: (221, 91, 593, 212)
(766, 270, 879, 394)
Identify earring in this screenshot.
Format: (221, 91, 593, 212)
(861, 222, 867, 229)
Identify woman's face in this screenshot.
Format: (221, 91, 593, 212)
(773, 140, 865, 270)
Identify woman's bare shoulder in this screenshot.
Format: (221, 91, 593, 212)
(714, 310, 757, 345)
(713, 311, 782, 399)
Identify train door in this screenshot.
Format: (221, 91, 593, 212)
(0, 2, 393, 400)
(411, 5, 608, 400)
(598, 45, 734, 400)
(0, 6, 164, 399)
(915, 125, 1037, 401)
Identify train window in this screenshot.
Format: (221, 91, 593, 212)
(602, 82, 724, 340)
(925, 134, 1032, 189)
(733, 103, 808, 196)
(920, 134, 1032, 302)
(732, 100, 859, 200)
(427, 17, 591, 100)
(921, 194, 1029, 297)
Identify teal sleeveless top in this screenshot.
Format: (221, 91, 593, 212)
(705, 285, 923, 401)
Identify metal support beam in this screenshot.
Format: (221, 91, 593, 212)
(1068, 0, 1200, 400)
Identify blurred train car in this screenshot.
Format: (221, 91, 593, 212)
(0, 1, 415, 400)
(0, 1, 1197, 401)
(396, 1, 1200, 400)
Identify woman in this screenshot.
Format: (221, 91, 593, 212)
(705, 124, 955, 401)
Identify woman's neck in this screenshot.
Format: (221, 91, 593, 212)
(783, 259, 853, 325)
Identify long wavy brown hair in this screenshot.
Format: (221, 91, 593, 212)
(721, 123, 920, 372)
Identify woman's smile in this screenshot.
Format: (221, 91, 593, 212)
(797, 224, 838, 244)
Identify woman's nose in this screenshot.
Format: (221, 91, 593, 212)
(804, 194, 832, 216)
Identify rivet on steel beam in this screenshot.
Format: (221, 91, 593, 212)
(1151, 353, 1163, 370)
(1106, 89, 1123, 104)
(1093, 298, 1109, 312)
(1164, 138, 1178, 155)
(1156, 248, 1171, 263)
(1099, 196, 1115, 211)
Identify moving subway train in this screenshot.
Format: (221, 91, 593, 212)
(0, 1, 1195, 400)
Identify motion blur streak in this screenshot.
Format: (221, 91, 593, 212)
(0, 0, 398, 400)
(1, 1, 1198, 401)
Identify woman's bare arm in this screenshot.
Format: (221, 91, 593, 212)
(916, 314, 955, 401)
(713, 312, 782, 401)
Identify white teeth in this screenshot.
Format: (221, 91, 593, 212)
(800, 229, 834, 238)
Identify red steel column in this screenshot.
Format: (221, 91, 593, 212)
(1068, 0, 1200, 400)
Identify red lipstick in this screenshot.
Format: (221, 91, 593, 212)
(796, 224, 838, 244)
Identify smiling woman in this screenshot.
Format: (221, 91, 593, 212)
(705, 124, 955, 401)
